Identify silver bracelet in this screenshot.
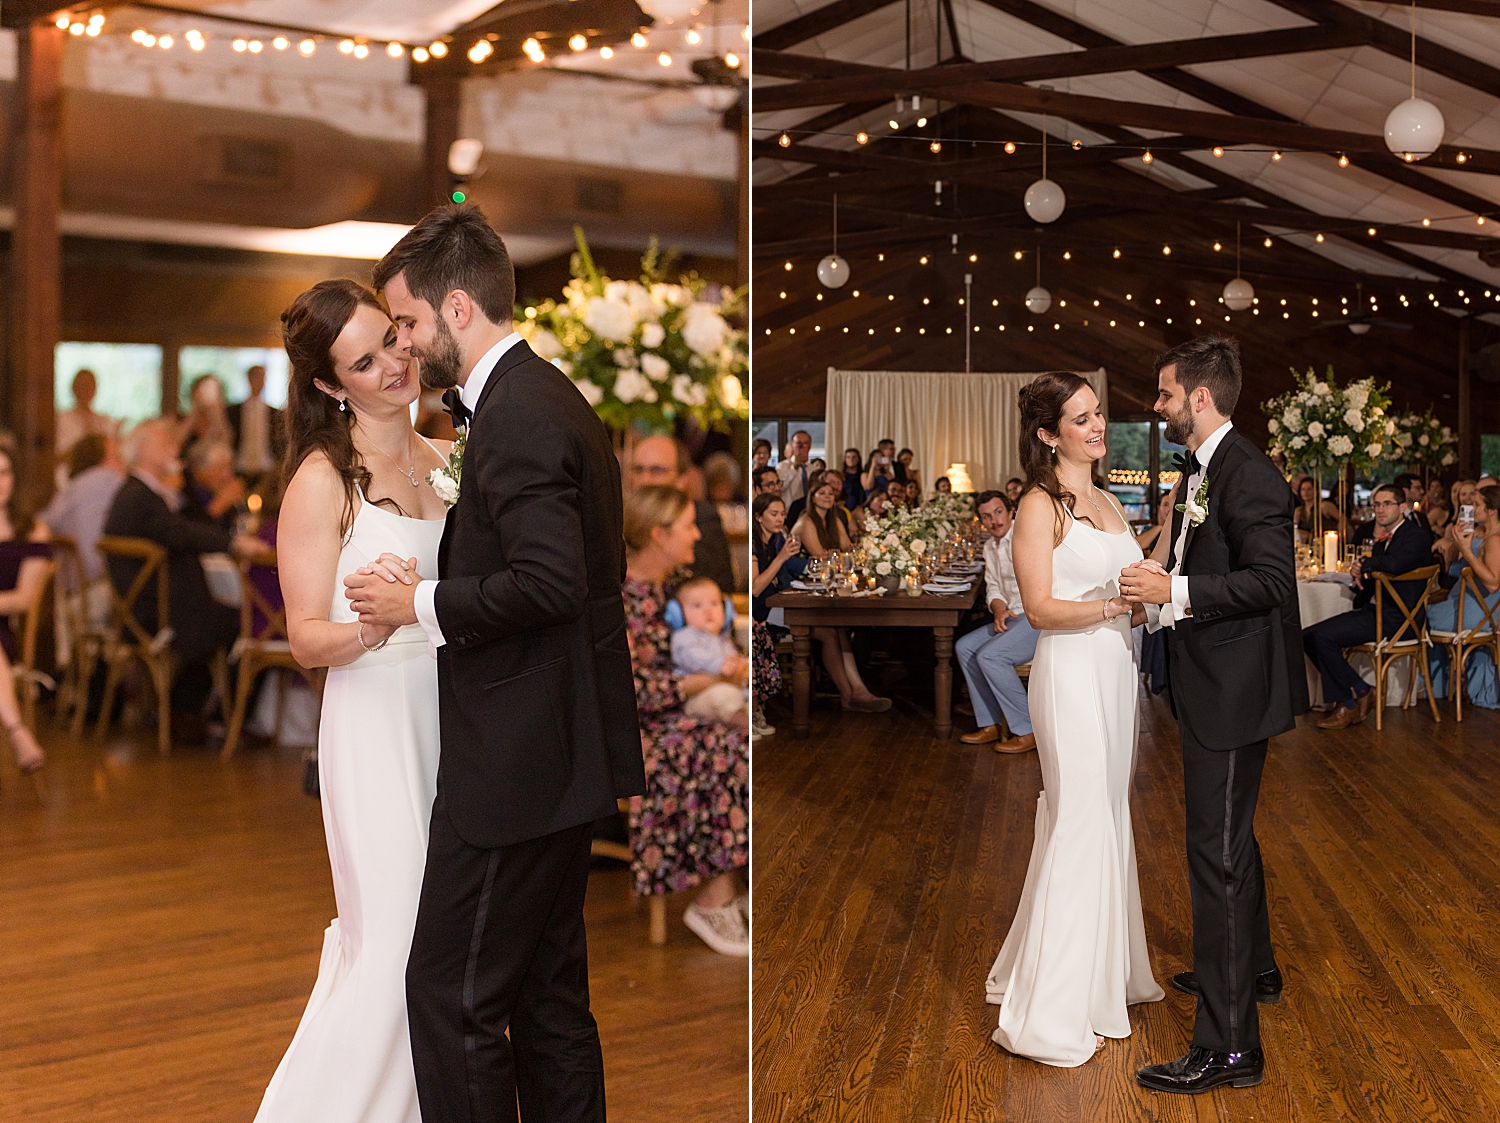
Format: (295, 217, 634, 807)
(357, 622, 390, 653)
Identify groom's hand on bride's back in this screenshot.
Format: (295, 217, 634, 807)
(343, 552, 422, 627)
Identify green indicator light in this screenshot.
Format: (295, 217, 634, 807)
(451, 190, 467, 203)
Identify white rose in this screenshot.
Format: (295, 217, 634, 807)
(1430, 417, 1441, 428)
(651, 282, 691, 309)
(1182, 494, 1208, 526)
(1418, 433, 1430, 446)
(1328, 435, 1353, 456)
(428, 470, 458, 505)
(1313, 381, 1329, 396)
(1441, 426, 1452, 438)
(613, 348, 638, 369)
(640, 322, 666, 349)
(1343, 408, 1364, 430)
(530, 328, 564, 360)
(1283, 407, 1302, 430)
(884, 532, 900, 547)
(681, 304, 729, 356)
(1267, 418, 1280, 434)
(911, 539, 926, 555)
(583, 297, 637, 342)
(1307, 421, 1325, 440)
(641, 352, 671, 382)
(1385, 419, 1397, 436)
(1366, 443, 1384, 459)
(1290, 436, 1307, 450)
(613, 367, 651, 404)
(572, 378, 603, 406)
(875, 561, 892, 576)
(1442, 452, 1456, 466)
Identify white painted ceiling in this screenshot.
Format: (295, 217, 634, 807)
(753, 0, 1500, 287)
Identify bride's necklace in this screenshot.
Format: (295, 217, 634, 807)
(366, 430, 422, 488)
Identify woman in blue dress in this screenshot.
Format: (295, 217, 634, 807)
(1427, 484, 1500, 709)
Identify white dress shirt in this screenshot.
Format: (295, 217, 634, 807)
(1150, 419, 1233, 631)
(984, 524, 1024, 615)
(777, 458, 810, 509)
(236, 395, 274, 475)
(413, 331, 524, 649)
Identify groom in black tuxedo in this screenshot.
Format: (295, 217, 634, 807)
(345, 205, 646, 1123)
(1120, 336, 1308, 1094)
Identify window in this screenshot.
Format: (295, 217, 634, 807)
(55, 343, 163, 425)
(179, 347, 290, 411)
(1484, 434, 1499, 480)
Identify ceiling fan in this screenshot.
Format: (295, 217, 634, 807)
(1316, 282, 1412, 335)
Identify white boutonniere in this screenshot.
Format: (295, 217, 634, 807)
(1176, 474, 1209, 528)
(426, 430, 465, 509)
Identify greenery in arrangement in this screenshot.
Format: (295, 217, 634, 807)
(515, 229, 748, 433)
(1386, 406, 1457, 473)
(855, 493, 973, 576)
(1262, 366, 1392, 477)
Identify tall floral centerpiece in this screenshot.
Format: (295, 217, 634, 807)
(516, 229, 748, 434)
(1262, 366, 1391, 540)
(855, 494, 974, 586)
(1387, 407, 1457, 481)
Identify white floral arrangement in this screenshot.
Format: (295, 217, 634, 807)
(854, 493, 973, 576)
(1261, 366, 1391, 476)
(515, 228, 748, 432)
(1387, 407, 1457, 472)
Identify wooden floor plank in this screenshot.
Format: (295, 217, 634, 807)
(0, 720, 746, 1122)
(754, 680, 1500, 1122)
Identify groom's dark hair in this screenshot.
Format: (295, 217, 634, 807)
(372, 204, 515, 324)
(1154, 335, 1241, 416)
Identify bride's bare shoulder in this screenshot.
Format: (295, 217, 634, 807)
(283, 451, 347, 516)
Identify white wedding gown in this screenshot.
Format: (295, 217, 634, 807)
(254, 492, 446, 1123)
(985, 509, 1164, 1067)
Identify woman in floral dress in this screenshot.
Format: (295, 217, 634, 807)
(622, 484, 749, 956)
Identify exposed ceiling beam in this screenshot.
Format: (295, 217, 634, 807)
(753, 0, 897, 51)
(755, 25, 1367, 98)
(1266, 0, 1500, 99)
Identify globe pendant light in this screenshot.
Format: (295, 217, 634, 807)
(1222, 222, 1255, 311)
(1025, 244, 1050, 314)
(817, 193, 850, 288)
(1384, 2, 1444, 162)
(1023, 114, 1066, 224)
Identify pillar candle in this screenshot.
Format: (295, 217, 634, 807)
(1323, 530, 1339, 573)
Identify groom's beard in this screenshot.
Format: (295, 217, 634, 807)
(416, 315, 464, 390)
(1161, 399, 1195, 447)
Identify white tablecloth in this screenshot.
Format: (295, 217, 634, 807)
(1297, 579, 1415, 707)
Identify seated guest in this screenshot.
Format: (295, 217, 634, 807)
(1393, 472, 1430, 535)
(630, 433, 735, 593)
(1451, 478, 1478, 515)
(0, 438, 52, 775)
(104, 418, 262, 736)
(622, 484, 748, 955)
(851, 484, 888, 539)
(751, 437, 772, 471)
(753, 464, 781, 499)
(670, 574, 748, 724)
(896, 448, 920, 491)
(1425, 477, 1447, 512)
(180, 374, 234, 463)
(1294, 476, 1340, 539)
(1428, 499, 1451, 536)
(864, 444, 896, 493)
(958, 491, 1038, 752)
(877, 439, 907, 485)
(1005, 477, 1024, 503)
(226, 364, 285, 484)
(792, 480, 853, 559)
(1427, 485, 1500, 709)
(934, 476, 952, 495)
(821, 469, 853, 532)
(840, 448, 867, 510)
(904, 478, 923, 507)
(1304, 484, 1435, 729)
(185, 441, 247, 532)
(39, 432, 126, 591)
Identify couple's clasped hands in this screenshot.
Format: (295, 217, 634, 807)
(1118, 558, 1172, 608)
(344, 552, 424, 639)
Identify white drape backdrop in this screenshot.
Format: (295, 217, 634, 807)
(825, 368, 1109, 495)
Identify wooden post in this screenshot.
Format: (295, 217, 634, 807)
(736, 102, 749, 287)
(423, 77, 462, 215)
(1458, 316, 1473, 477)
(9, 21, 64, 508)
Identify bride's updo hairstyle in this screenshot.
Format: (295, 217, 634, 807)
(281, 278, 404, 539)
(1018, 371, 1091, 533)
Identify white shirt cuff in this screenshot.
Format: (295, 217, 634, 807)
(414, 579, 445, 649)
(1170, 575, 1192, 622)
(1145, 603, 1165, 632)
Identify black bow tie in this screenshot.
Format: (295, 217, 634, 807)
(442, 387, 471, 430)
(1173, 450, 1201, 476)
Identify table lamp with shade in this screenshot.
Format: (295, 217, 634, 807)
(945, 463, 975, 493)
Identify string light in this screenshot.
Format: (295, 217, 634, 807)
(1480, 216, 1487, 225)
(1162, 245, 1171, 254)
(1213, 146, 1224, 157)
(1456, 152, 1467, 164)
(1112, 248, 1121, 258)
(471, 40, 494, 63)
(930, 141, 942, 153)
(658, 51, 673, 66)
(1272, 150, 1283, 161)
(1004, 142, 1016, 154)
(686, 29, 701, 44)
(1213, 241, 1222, 251)
(920, 256, 928, 264)
(778, 133, 791, 148)
(1338, 153, 1349, 167)
(917, 116, 928, 127)
(1422, 217, 1431, 226)
(187, 29, 205, 50)
(232, 37, 246, 51)
(430, 41, 448, 57)
(338, 38, 354, 54)
(631, 32, 648, 48)
(273, 36, 289, 50)
(1315, 233, 1325, 242)
(1368, 226, 1377, 235)
(387, 41, 404, 57)
(1142, 150, 1154, 165)
(1071, 139, 1082, 150)
(1264, 237, 1273, 247)
(856, 131, 869, 145)
(413, 45, 428, 61)
(599, 45, 614, 59)
(1014, 250, 1023, 260)
(889, 119, 900, 130)
(1062, 251, 1071, 260)
(725, 52, 740, 68)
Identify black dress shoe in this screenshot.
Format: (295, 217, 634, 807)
(1170, 966, 1282, 1004)
(1137, 1046, 1264, 1094)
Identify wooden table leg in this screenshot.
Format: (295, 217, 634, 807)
(791, 625, 812, 738)
(933, 625, 954, 739)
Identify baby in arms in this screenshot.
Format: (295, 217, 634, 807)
(671, 575, 749, 726)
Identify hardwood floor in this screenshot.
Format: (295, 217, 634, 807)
(753, 685, 1500, 1122)
(0, 721, 747, 1121)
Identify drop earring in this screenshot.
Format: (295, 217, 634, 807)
(338, 399, 347, 412)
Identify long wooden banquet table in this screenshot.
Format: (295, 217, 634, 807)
(767, 584, 980, 740)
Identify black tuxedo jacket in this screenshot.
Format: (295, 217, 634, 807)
(1165, 428, 1309, 751)
(1352, 516, 1433, 627)
(103, 474, 234, 663)
(432, 340, 645, 849)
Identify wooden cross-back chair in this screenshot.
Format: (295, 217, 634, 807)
(1342, 565, 1442, 731)
(10, 556, 57, 730)
(1427, 567, 1500, 723)
(222, 546, 325, 760)
(96, 536, 175, 755)
(50, 537, 108, 735)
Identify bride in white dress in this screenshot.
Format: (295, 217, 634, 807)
(985, 372, 1164, 1067)
(255, 280, 452, 1122)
